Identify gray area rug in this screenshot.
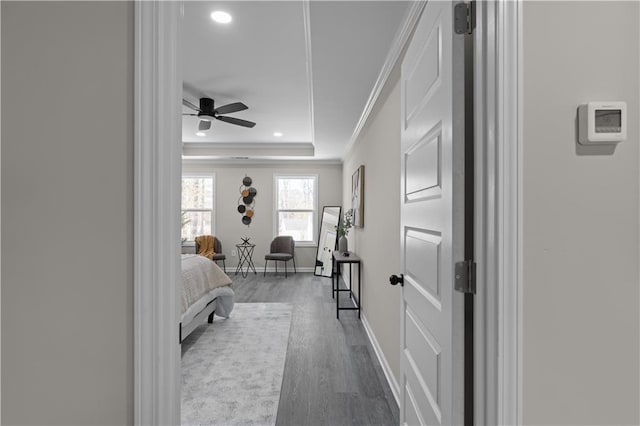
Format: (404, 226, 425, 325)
(181, 303, 293, 426)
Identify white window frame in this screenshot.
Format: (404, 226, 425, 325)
(273, 174, 318, 247)
(181, 172, 216, 244)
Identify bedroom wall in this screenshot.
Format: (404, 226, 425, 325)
(522, 2, 639, 424)
(341, 66, 402, 385)
(182, 161, 342, 271)
(1, 2, 134, 424)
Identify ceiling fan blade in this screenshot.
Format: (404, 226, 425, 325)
(182, 99, 201, 112)
(198, 120, 212, 131)
(216, 115, 256, 128)
(182, 113, 198, 116)
(215, 102, 248, 115)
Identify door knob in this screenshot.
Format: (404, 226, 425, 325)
(389, 274, 404, 286)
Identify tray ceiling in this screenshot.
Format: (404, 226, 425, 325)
(182, 1, 410, 160)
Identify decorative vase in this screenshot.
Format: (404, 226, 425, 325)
(338, 235, 348, 254)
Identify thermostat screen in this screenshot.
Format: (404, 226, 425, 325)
(595, 110, 622, 133)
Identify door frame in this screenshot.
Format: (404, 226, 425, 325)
(134, 1, 182, 424)
(132, 1, 523, 425)
(473, 1, 523, 424)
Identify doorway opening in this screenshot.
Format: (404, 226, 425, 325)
(133, 1, 523, 424)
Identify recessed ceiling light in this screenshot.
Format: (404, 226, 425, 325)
(211, 11, 232, 24)
(196, 132, 206, 137)
(273, 132, 283, 137)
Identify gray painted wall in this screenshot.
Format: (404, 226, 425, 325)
(342, 66, 402, 383)
(182, 162, 342, 270)
(523, 2, 639, 424)
(2, 2, 133, 424)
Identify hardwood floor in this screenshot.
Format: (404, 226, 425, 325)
(232, 272, 399, 426)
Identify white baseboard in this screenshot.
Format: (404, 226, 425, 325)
(361, 313, 400, 407)
(227, 266, 315, 274)
(263, 266, 314, 273)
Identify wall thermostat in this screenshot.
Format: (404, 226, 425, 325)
(578, 101, 627, 145)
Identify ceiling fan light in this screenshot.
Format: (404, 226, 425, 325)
(196, 132, 206, 137)
(198, 119, 212, 131)
(273, 132, 283, 137)
(211, 11, 232, 24)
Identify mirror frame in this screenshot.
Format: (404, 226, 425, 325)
(314, 206, 341, 277)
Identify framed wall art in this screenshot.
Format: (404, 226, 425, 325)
(351, 165, 364, 227)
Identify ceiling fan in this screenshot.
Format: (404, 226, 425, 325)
(183, 97, 256, 131)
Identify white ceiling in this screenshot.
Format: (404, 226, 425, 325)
(182, 1, 410, 161)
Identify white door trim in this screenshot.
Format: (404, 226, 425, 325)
(474, 1, 523, 425)
(132, 1, 523, 424)
(497, 1, 524, 423)
(134, 1, 182, 424)
(0, 3, 3, 421)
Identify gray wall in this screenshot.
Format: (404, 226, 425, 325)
(2, 2, 133, 424)
(182, 162, 342, 270)
(523, 2, 639, 424)
(342, 66, 402, 383)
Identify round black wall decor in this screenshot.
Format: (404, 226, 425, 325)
(238, 175, 257, 226)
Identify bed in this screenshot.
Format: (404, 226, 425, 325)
(180, 254, 235, 343)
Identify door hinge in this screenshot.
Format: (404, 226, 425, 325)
(454, 2, 475, 35)
(454, 260, 476, 294)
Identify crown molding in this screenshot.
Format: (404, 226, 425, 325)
(302, 0, 316, 151)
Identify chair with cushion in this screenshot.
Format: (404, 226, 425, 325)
(264, 236, 296, 277)
(195, 235, 227, 272)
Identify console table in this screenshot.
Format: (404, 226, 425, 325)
(235, 243, 257, 278)
(332, 251, 361, 319)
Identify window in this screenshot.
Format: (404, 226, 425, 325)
(274, 175, 318, 245)
(181, 174, 215, 241)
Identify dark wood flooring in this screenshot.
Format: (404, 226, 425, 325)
(230, 271, 399, 426)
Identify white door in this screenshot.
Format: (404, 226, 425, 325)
(397, 2, 467, 425)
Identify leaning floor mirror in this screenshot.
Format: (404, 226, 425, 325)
(314, 206, 341, 277)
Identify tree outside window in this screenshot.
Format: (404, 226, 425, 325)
(181, 175, 214, 241)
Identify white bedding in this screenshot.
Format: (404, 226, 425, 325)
(181, 254, 234, 324)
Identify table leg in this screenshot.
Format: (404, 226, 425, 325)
(241, 248, 250, 278)
(336, 260, 339, 319)
(247, 246, 257, 274)
(332, 258, 336, 299)
(332, 260, 334, 298)
(358, 262, 361, 318)
(349, 263, 355, 305)
(235, 249, 244, 276)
